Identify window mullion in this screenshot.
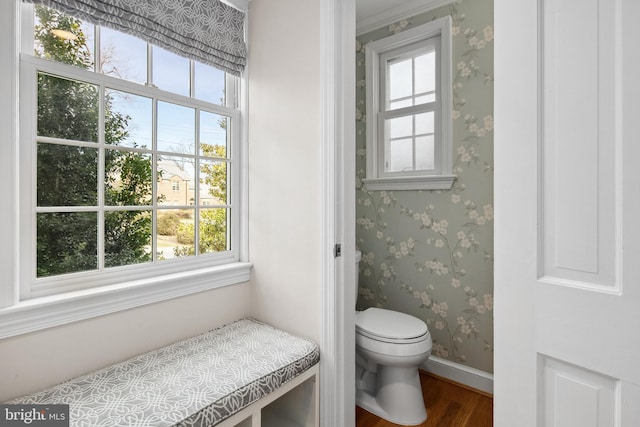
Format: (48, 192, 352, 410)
(147, 44, 154, 87)
(151, 98, 158, 262)
(97, 83, 106, 270)
(189, 60, 195, 99)
(20, 58, 37, 301)
(378, 113, 387, 174)
(412, 54, 416, 106)
(94, 25, 100, 74)
(225, 74, 236, 109)
(194, 108, 200, 256)
(20, 4, 34, 55)
(387, 94, 414, 105)
(411, 56, 417, 172)
(412, 114, 417, 171)
(380, 103, 432, 120)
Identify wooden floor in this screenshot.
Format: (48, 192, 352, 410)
(356, 371, 493, 427)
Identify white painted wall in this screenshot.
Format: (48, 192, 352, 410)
(0, 283, 250, 401)
(247, 0, 323, 343)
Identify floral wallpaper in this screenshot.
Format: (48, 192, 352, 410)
(356, 0, 494, 373)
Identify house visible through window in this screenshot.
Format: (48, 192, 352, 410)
(21, 4, 240, 297)
(364, 17, 454, 190)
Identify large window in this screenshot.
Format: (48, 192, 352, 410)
(364, 17, 454, 190)
(19, 4, 244, 299)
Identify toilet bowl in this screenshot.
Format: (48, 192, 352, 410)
(355, 250, 432, 425)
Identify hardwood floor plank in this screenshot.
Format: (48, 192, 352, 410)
(467, 394, 493, 427)
(355, 371, 493, 427)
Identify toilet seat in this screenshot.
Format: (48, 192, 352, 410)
(356, 308, 429, 344)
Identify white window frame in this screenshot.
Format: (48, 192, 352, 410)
(0, 0, 251, 339)
(363, 16, 454, 191)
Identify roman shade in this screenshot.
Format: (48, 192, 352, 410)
(25, 0, 247, 75)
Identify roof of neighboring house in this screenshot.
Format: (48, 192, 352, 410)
(157, 159, 192, 181)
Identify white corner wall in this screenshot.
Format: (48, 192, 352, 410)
(247, 0, 323, 343)
(0, 283, 250, 401)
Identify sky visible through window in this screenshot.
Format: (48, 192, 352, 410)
(35, 11, 228, 158)
(102, 30, 227, 158)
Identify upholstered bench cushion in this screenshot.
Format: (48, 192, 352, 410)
(9, 318, 320, 426)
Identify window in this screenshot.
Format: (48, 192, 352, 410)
(16, 2, 246, 300)
(0, 0, 249, 339)
(364, 17, 454, 190)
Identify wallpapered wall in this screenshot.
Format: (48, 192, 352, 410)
(356, 0, 494, 373)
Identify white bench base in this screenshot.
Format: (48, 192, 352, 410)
(217, 364, 319, 427)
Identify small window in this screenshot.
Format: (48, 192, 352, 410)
(364, 17, 454, 190)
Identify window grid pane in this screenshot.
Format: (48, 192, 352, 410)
(104, 210, 152, 268)
(194, 62, 226, 105)
(157, 102, 196, 154)
(157, 209, 195, 260)
(37, 142, 99, 207)
(415, 135, 435, 171)
(157, 156, 195, 206)
(100, 28, 147, 84)
(199, 208, 229, 254)
(388, 58, 412, 101)
(34, 5, 95, 71)
(152, 46, 190, 96)
(104, 150, 153, 206)
(37, 212, 98, 277)
(37, 73, 99, 142)
(105, 89, 152, 149)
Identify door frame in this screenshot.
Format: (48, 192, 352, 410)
(494, 0, 539, 423)
(321, 0, 356, 426)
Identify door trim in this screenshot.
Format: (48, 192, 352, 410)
(320, 0, 356, 426)
(494, 0, 539, 424)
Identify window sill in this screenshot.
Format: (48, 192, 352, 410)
(0, 262, 252, 340)
(363, 175, 455, 191)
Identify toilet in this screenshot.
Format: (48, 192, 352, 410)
(355, 250, 432, 425)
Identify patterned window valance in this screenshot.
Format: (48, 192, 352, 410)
(25, 0, 246, 75)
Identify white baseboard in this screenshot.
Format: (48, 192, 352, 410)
(421, 356, 494, 395)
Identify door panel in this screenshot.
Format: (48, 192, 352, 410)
(541, 0, 617, 288)
(495, 0, 640, 425)
(540, 356, 617, 427)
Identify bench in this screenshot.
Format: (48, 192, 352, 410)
(8, 319, 320, 427)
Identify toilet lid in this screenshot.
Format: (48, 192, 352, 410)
(356, 307, 429, 341)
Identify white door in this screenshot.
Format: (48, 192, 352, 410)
(495, 0, 640, 425)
